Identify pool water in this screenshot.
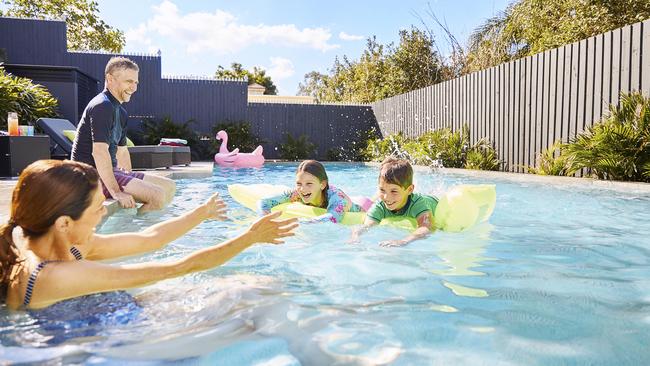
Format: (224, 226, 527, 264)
(2, 162, 650, 365)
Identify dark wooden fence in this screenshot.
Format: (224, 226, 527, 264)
(246, 102, 377, 159)
(372, 19, 650, 172)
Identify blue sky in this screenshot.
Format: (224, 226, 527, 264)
(95, 0, 512, 95)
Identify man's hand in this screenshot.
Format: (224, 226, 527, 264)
(113, 191, 136, 208)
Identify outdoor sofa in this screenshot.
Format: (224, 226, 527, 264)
(35, 118, 189, 169)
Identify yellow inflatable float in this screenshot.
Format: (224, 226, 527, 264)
(228, 184, 496, 232)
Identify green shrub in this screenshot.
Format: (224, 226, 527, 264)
(563, 92, 650, 182)
(140, 116, 198, 146)
(361, 125, 500, 170)
(526, 141, 568, 175)
(212, 120, 266, 153)
(420, 128, 469, 168)
(362, 127, 469, 167)
(139, 116, 216, 160)
(465, 138, 501, 171)
(280, 133, 317, 160)
(363, 132, 409, 161)
(0, 67, 58, 129)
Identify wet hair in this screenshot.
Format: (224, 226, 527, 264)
(379, 157, 413, 189)
(105, 56, 139, 76)
(296, 160, 329, 209)
(0, 160, 100, 302)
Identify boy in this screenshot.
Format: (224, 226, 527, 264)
(351, 157, 438, 247)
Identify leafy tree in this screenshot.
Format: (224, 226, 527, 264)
(466, 0, 650, 73)
(387, 27, 445, 95)
(298, 27, 444, 103)
(0, 67, 59, 129)
(215, 62, 278, 95)
(297, 71, 328, 100)
(1, 0, 125, 52)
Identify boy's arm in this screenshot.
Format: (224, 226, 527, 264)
(348, 217, 378, 243)
(379, 211, 433, 247)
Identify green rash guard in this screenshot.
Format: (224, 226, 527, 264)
(366, 193, 439, 222)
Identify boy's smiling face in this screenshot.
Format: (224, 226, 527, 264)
(378, 178, 414, 211)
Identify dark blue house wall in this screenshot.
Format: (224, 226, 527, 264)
(1, 16, 377, 158)
(0, 18, 68, 65)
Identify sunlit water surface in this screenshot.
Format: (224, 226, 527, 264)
(2, 163, 650, 365)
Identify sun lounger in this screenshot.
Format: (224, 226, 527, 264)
(35, 118, 182, 169)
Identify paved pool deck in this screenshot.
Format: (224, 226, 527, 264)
(2, 161, 650, 224)
(0, 161, 215, 223)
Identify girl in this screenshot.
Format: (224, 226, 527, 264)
(258, 160, 366, 223)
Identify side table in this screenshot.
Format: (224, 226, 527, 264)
(0, 135, 51, 177)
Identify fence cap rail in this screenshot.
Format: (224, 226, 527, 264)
(0, 15, 64, 23)
(69, 50, 161, 57)
(162, 74, 247, 82)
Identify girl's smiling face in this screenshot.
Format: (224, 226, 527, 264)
(295, 171, 326, 206)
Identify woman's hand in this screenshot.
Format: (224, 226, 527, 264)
(245, 211, 299, 245)
(200, 193, 228, 221)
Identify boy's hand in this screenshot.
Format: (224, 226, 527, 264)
(379, 239, 408, 247)
(347, 232, 361, 244)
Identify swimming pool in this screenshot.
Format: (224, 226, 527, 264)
(2, 162, 650, 365)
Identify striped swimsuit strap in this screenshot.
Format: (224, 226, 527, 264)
(22, 246, 83, 307)
(70, 246, 83, 260)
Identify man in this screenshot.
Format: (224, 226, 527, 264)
(71, 57, 175, 212)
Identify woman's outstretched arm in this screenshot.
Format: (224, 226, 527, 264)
(81, 193, 228, 260)
(25, 212, 298, 309)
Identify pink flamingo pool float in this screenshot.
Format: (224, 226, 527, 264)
(214, 130, 265, 168)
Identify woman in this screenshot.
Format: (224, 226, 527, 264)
(258, 160, 367, 223)
(0, 160, 297, 310)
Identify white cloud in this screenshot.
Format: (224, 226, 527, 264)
(266, 57, 295, 81)
(124, 24, 159, 54)
(126, 1, 339, 55)
(339, 31, 364, 41)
